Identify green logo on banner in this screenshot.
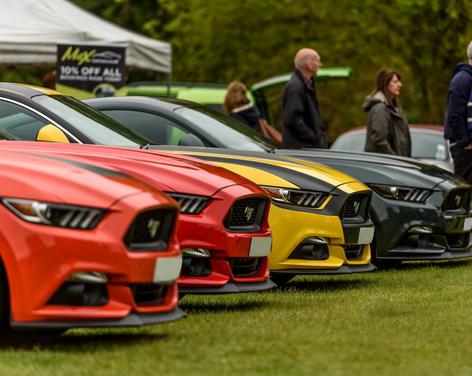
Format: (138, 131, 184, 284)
(61, 46, 97, 66)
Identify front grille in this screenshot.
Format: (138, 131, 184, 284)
(442, 189, 471, 213)
(344, 245, 364, 259)
(342, 194, 370, 222)
(130, 284, 168, 305)
(224, 197, 267, 232)
(230, 258, 262, 277)
(125, 209, 175, 250)
(167, 193, 209, 214)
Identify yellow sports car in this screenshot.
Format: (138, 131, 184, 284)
(155, 147, 376, 283)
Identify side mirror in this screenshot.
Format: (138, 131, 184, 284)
(178, 133, 205, 147)
(36, 124, 70, 143)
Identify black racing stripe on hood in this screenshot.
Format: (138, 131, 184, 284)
(34, 154, 132, 178)
(194, 155, 335, 192)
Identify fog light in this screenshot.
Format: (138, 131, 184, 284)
(409, 226, 433, 234)
(182, 248, 211, 258)
(181, 256, 212, 277)
(67, 271, 108, 284)
(305, 236, 329, 244)
(289, 239, 329, 260)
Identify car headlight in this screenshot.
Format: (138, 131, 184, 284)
(261, 186, 328, 208)
(368, 184, 432, 203)
(2, 198, 105, 229)
(166, 193, 209, 214)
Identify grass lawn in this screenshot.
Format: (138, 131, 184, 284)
(2, 260, 472, 376)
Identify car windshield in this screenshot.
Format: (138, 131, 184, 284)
(331, 129, 447, 161)
(32, 95, 150, 147)
(411, 132, 447, 160)
(330, 132, 365, 151)
(175, 105, 277, 152)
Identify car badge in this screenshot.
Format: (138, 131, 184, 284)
(455, 195, 462, 207)
(353, 200, 360, 214)
(244, 207, 255, 222)
(147, 218, 161, 239)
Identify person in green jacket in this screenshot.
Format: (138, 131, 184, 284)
(363, 68, 411, 157)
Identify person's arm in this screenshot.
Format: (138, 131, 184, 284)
(282, 85, 318, 143)
(368, 105, 396, 154)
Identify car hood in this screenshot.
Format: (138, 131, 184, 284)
(0, 141, 256, 196)
(154, 146, 368, 193)
(0, 149, 166, 208)
(275, 149, 467, 189)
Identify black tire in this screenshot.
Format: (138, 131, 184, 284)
(0, 260, 10, 329)
(270, 274, 294, 286)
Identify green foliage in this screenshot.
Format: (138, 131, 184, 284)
(4, 0, 472, 138)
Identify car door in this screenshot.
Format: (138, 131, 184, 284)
(100, 109, 208, 146)
(0, 99, 76, 142)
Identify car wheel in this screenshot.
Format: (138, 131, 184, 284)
(270, 274, 294, 286)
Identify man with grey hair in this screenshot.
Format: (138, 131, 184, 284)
(444, 41, 472, 182)
(281, 48, 328, 148)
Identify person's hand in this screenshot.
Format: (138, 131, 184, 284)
(465, 144, 472, 150)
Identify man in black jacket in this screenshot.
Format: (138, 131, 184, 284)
(444, 42, 472, 182)
(282, 48, 328, 149)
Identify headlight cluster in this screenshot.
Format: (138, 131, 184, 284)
(261, 186, 328, 208)
(368, 184, 432, 203)
(2, 198, 105, 229)
(167, 193, 209, 214)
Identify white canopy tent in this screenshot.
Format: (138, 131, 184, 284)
(0, 0, 171, 73)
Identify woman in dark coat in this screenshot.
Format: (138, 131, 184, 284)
(363, 68, 411, 157)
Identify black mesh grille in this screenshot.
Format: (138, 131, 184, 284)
(125, 209, 175, 250)
(225, 197, 267, 232)
(342, 194, 369, 222)
(230, 258, 262, 277)
(442, 189, 471, 213)
(130, 284, 168, 305)
(344, 245, 364, 260)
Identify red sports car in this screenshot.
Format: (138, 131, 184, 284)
(0, 142, 274, 294)
(0, 149, 184, 331)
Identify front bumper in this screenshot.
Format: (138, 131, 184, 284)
(372, 192, 472, 260)
(1, 191, 182, 327)
(268, 204, 374, 274)
(176, 185, 273, 293)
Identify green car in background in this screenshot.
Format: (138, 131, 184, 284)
(117, 67, 352, 127)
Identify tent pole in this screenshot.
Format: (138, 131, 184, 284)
(166, 72, 172, 97)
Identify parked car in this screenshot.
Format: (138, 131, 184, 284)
(86, 96, 472, 264)
(0, 83, 275, 294)
(0, 83, 377, 284)
(0, 149, 184, 331)
(330, 125, 453, 172)
(116, 67, 352, 118)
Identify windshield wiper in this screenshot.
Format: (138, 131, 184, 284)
(140, 143, 150, 149)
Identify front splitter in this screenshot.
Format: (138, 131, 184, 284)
(10, 307, 186, 330)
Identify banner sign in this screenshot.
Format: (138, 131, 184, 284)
(56, 44, 126, 97)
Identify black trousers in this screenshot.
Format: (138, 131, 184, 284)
(450, 145, 472, 183)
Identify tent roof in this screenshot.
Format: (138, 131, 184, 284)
(0, 0, 171, 73)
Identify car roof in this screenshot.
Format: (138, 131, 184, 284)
(339, 124, 444, 135)
(86, 95, 190, 111)
(0, 82, 62, 98)
(251, 67, 352, 92)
